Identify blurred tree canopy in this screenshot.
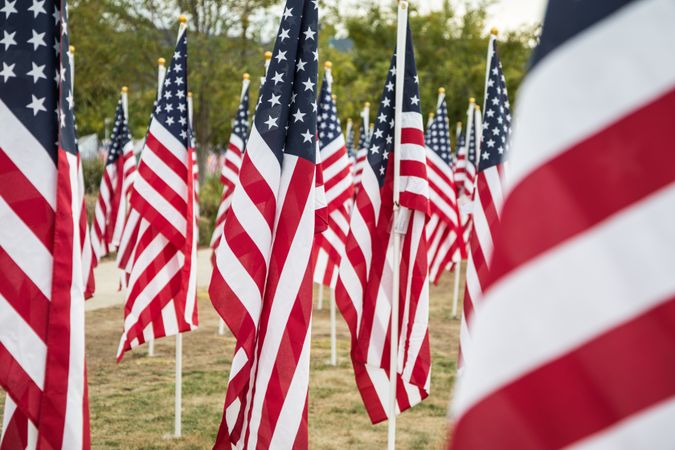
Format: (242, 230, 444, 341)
(69, 0, 537, 181)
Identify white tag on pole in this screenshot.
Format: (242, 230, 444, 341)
(393, 206, 411, 235)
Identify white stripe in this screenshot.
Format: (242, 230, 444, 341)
(0, 102, 56, 209)
(161, 300, 179, 336)
(0, 293, 47, 389)
(0, 196, 53, 299)
(246, 156, 315, 449)
(247, 125, 281, 196)
(368, 231, 394, 365)
(508, 0, 675, 190)
(133, 176, 187, 235)
(454, 182, 675, 416)
(147, 120, 188, 167)
(268, 324, 311, 449)
(324, 176, 353, 206)
(229, 134, 244, 154)
(230, 183, 273, 260)
(570, 397, 675, 450)
(401, 111, 423, 130)
(142, 147, 188, 201)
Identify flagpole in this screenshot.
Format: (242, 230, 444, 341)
(330, 287, 337, 366)
(121, 86, 129, 119)
(389, 2, 408, 449)
(68, 46, 75, 91)
(452, 263, 461, 319)
(174, 15, 188, 439)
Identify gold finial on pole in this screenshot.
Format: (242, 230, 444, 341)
(187, 91, 192, 98)
(264, 51, 273, 61)
(158, 57, 166, 66)
(179, 15, 188, 24)
(364, 102, 370, 108)
(243, 73, 250, 80)
(69, 45, 75, 54)
(121, 86, 128, 93)
(438, 87, 445, 94)
(469, 97, 476, 104)
(324, 61, 333, 70)
(332, 94, 337, 102)
(491, 27, 499, 36)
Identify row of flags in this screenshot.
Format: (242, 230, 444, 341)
(3, 0, 675, 448)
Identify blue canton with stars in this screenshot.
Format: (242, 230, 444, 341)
(317, 71, 341, 148)
(426, 98, 452, 165)
(345, 120, 355, 157)
(357, 120, 368, 150)
(0, 0, 73, 162)
(453, 125, 464, 166)
(231, 82, 250, 147)
(466, 107, 478, 170)
(479, 37, 512, 171)
(368, 24, 421, 187)
(254, 0, 318, 164)
(106, 96, 131, 166)
(153, 27, 189, 145)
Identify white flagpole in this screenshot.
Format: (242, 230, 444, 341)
(68, 46, 75, 91)
(361, 102, 370, 136)
(174, 16, 189, 439)
(452, 263, 461, 319)
(389, 2, 408, 449)
(330, 288, 337, 366)
(147, 56, 166, 359)
(121, 86, 129, 119)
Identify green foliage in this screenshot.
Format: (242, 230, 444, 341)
(82, 158, 104, 195)
(198, 175, 225, 246)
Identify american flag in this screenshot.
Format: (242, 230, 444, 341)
(313, 62, 354, 288)
(345, 117, 356, 176)
(335, 24, 431, 423)
(91, 93, 136, 264)
(116, 22, 198, 360)
(208, 0, 323, 447)
(209, 74, 250, 252)
(0, 0, 91, 447)
(352, 103, 370, 189)
(453, 100, 478, 200)
(457, 33, 510, 369)
(452, 1, 675, 447)
(425, 92, 464, 284)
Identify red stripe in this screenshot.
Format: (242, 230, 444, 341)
(145, 132, 188, 180)
(0, 148, 55, 251)
(401, 127, 424, 146)
(0, 345, 42, 426)
(489, 88, 675, 288)
(452, 294, 675, 450)
(238, 152, 277, 231)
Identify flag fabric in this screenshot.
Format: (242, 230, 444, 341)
(457, 34, 511, 368)
(313, 65, 354, 288)
(450, 1, 675, 446)
(352, 110, 370, 189)
(210, 77, 250, 251)
(335, 24, 431, 424)
(425, 94, 464, 285)
(116, 23, 198, 360)
(0, 0, 91, 447)
(91, 96, 136, 264)
(208, 0, 323, 447)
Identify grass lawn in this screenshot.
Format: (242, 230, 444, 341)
(2, 268, 463, 449)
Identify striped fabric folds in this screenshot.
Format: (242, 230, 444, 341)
(335, 24, 431, 424)
(210, 76, 250, 252)
(451, 0, 675, 448)
(116, 24, 198, 360)
(313, 65, 354, 288)
(208, 1, 323, 447)
(91, 96, 136, 265)
(0, 1, 91, 447)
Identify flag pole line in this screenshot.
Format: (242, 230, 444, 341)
(452, 263, 461, 319)
(389, 2, 408, 449)
(175, 332, 182, 437)
(330, 288, 337, 365)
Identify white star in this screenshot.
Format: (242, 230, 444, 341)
(29, 0, 45, 17)
(301, 129, 313, 143)
(303, 27, 316, 40)
(274, 50, 287, 63)
(293, 108, 305, 123)
(26, 95, 46, 116)
(482, 151, 490, 160)
(166, 116, 175, 126)
(180, 130, 187, 139)
(272, 71, 284, 85)
(53, 37, 59, 55)
(296, 59, 306, 72)
(486, 139, 495, 148)
(312, 101, 317, 112)
(179, 116, 187, 126)
(282, 7, 293, 20)
(1, 30, 17, 50)
(268, 93, 281, 107)
(383, 151, 389, 160)
(379, 166, 385, 175)
(377, 113, 387, 124)
(265, 115, 278, 129)
(163, 90, 173, 100)
(175, 76, 184, 86)
(66, 90, 74, 110)
(59, 108, 65, 127)
(385, 81, 394, 92)
(26, 62, 46, 83)
(165, 103, 174, 113)
(386, 135, 393, 145)
(1, 0, 17, 19)
(382, 97, 391, 108)
(414, 75, 419, 84)
(0, 62, 15, 82)
(374, 129, 384, 139)
(302, 78, 315, 92)
(27, 30, 46, 50)
(174, 50, 181, 60)
(52, 4, 59, 24)
(311, 0, 319, 9)
(370, 145, 379, 154)
(279, 28, 290, 42)
(390, 66, 396, 76)
(290, 92, 297, 104)
(61, 20, 67, 36)
(313, 50, 319, 61)
(410, 95, 420, 106)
